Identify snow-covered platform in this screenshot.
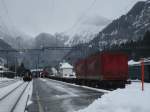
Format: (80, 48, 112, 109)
(76, 82, 150, 112)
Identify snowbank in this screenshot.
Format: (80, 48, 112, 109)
(76, 82, 150, 112)
(0, 77, 13, 81)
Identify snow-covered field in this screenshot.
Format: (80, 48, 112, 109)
(76, 82, 150, 112)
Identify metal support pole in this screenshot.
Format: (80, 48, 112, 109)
(141, 59, 144, 91)
(38, 54, 40, 77)
(15, 57, 17, 78)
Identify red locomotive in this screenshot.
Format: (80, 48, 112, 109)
(75, 52, 128, 88)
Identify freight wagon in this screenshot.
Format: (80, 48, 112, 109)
(75, 52, 128, 88)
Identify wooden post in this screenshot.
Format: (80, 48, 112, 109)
(141, 59, 144, 91)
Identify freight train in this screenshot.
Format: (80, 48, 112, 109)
(49, 52, 128, 89)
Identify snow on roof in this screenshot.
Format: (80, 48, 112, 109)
(128, 60, 141, 66)
(76, 82, 150, 112)
(128, 58, 150, 66)
(31, 68, 43, 72)
(60, 62, 73, 69)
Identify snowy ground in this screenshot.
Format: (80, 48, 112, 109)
(0, 77, 13, 81)
(76, 81, 150, 112)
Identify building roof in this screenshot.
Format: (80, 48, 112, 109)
(60, 62, 73, 69)
(31, 68, 43, 72)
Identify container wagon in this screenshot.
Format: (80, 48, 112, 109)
(75, 52, 128, 88)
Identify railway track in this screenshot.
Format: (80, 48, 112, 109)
(0, 82, 24, 101)
(0, 82, 30, 112)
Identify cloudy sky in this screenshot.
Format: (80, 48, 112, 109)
(0, 0, 146, 36)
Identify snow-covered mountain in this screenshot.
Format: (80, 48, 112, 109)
(64, 0, 150, 63)
(88, 0, 150, 49)
(63, 14, 111, 46)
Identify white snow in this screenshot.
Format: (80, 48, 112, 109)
(0, 77, 13, 82)
(110, 30, 118, 35)
(128, 60, 141, 66)
(128, 58, 150, 66)
(60, 62, 73, 69)
(76, 82, 150, 112)
(63, 14, 111, 46)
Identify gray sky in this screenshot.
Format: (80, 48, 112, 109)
(0, 0, 146, 36)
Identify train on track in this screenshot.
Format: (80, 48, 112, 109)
(23, 69, 32, 81)
(49, 52, 129, 89)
